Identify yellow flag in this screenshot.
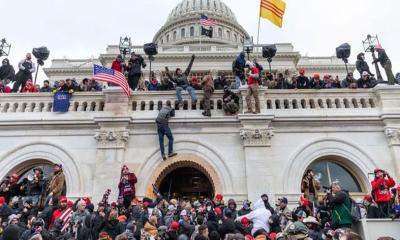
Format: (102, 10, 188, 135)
(260, 0, 286, 28)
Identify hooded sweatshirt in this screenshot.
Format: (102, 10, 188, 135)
(236, 199, 271, 234)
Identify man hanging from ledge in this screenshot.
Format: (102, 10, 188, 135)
(156, 104, 178, 160)
(165, 54, 197, 107)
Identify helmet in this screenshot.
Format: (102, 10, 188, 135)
(285, 222, 309, 239)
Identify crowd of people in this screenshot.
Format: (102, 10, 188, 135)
(1, 163, 399, 240)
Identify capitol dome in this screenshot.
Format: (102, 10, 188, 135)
(153, 0, 249, 46)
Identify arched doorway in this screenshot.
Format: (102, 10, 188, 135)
(1, 160, 67, 196)
(158, 167, 214, 200)
(151, 159, 217, 200)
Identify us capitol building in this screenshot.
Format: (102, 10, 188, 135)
(1, 1, 400, 234)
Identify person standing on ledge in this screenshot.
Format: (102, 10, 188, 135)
(372, 45, 396, 85)
(127, 52, 146, 90)
(244, 60, 260, 114)
(156, 104, 178, 160)
(165, 54, 197, 107)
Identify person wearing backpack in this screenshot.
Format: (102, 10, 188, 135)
(326, 182, 352, 229)
(371, 168, 396, 218)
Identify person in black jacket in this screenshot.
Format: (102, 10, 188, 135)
(165, 55, 197, 106)
(102, 211, 125, 239)
(232, 52, 246, 89)
(296, 69, 309, 89)
(355, 53, 374, 77)
(127, 52, 146, 90)
(0, 58, 15, 82)
(357, 72, 377, 89)
(217, 209, 236, 239)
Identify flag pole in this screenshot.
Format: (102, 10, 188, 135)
(257, 7, 261, 46)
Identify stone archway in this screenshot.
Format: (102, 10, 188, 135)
(0, 142, 83, 198)
(283, 137, 376, 193)
(141, 153, 224, 198)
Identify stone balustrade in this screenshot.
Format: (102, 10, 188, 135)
(1, 85, 399, 118)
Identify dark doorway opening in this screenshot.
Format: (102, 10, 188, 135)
(158, 167, 214, 200)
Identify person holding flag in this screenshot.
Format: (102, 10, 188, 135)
(93, 64, 131, 96)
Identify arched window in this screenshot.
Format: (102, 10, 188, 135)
(181, 28, 186, 38)
(166, 34, 170, 42)
(218, 28, 222, 38)
(173, 31, 177, 41)
(190, 26, 195, 37)
(306, 160, 362, 192)
(226, 30, 230, 40)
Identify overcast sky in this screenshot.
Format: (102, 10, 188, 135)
(1, 0, 399, 83)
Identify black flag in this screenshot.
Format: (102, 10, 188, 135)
(201, 27, 213, 38)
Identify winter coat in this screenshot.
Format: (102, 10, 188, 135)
(247, 67, 259, 86)
(40, 86, 53, 92)
(46, 170, 65, 197)
(0, 61, 15, 81)
(201, 76, 214, 91)
(273, 79, 289, 89)
(1, 224, 21, 240)
(371, 177, 396, 202)
(236, 199, 271, 235)
(148, 80, 160, 91)
(374, 49, 390, 67)
(0, 204, 12, 221)
(156, 105, 175, 127)
(355, 53, 373, 76)
(144, 222, 158, 238)
(309, 79, 325, 89)
(166, 56, 195, 87)
(296, 76, 309, 89)
(38, 205, 55, 228)
(301, 177, 321, 201)
(232, 53, 246, 78)
(179, 220, 195, 236)
(91, 212, 106, 240)
(118, 173, 137, 197)
(111, 60, 124, 73)
(328, 191, 352, 228)
(217, 218, 236, 239)
(357, 77, 376, 88)
(128, 55, 146, 75)
(15, 59, 35, 84)
(103, 219, 125, 240)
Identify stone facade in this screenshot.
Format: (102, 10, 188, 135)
(0, 86, 399, 205)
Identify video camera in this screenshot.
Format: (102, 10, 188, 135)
(322, 185, 332, 193)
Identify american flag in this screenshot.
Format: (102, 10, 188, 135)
(60, 207, 73, 233)
(93, 64, 130, 96)
(200, 14, 217, 27)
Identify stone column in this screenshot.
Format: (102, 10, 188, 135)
(384, 127, 400, 179)
(92, 87, 131, 203)
(239, 115, 275, 202)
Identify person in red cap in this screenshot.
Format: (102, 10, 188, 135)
(371, 168, 395, 217)
(296, 68, 309, 89)
(214, 194, 224, 208)
(362, 194, 382, 218)
(0, 196, 12, 221)
(118, 165, 137, 209)
(49, 195, 68, 229)
(309, 73, 325, 89)
(167, 220, 180, 240)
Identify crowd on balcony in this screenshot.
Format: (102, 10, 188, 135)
(0, 163, 399, 240)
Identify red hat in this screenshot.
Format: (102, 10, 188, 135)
(118, 215, 127, 222)
(67, 200, 74, 208)
(143, 202, 150, 207)
(214, 207, 222, 215)
(396, 185, 400, 191)
(170, 221, 180, 231)
(374, 168, 383, 174)
(59, 196, 68, 203)
(0, 196, 5, 204)
(82, 197, 91, 205)
(241, 217, 249, 225)
(111, 202, 117, 208)
(299, 68, 305, 74)
(122, 165, 129, 171)
(363, 195, 373, 201)
(215, 194, 223, 201)
(313, 73, 320, 80)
